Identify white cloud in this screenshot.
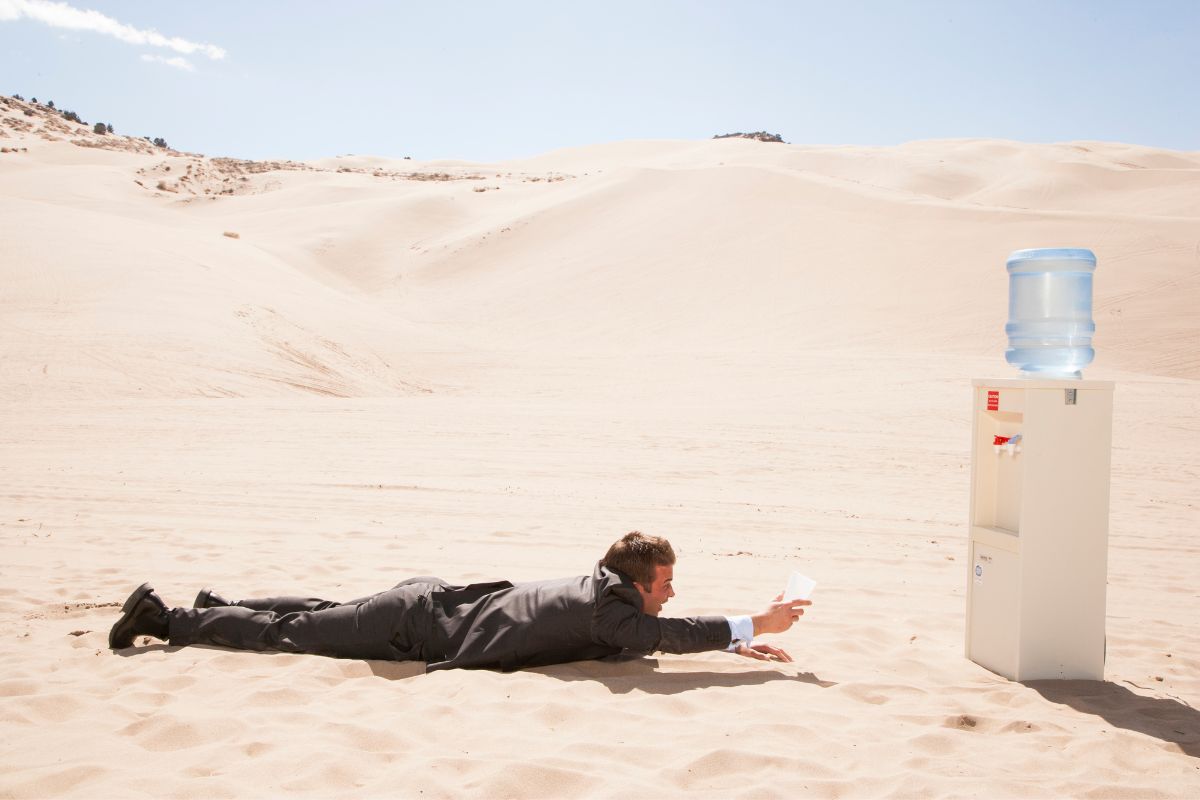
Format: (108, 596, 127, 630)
(141, 53, 195, 72)
(0, 0, 226, 60)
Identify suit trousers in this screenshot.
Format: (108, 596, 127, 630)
(167, 577, 449, 661)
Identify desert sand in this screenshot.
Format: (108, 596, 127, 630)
(1, 95, 1198, 797)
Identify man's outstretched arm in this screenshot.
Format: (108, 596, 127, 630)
(726, 596, 812, 662)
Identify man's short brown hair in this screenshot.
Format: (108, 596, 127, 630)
(600, 531, 675, 586)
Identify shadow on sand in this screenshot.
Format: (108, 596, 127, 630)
(113, 642, 180, 656)
(367, 655, 836, 694)
(1026, 679, 1199, 759)
(115, 645, 835, 695)
(525, 656, 837, 695)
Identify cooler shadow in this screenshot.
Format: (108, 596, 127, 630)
(1026, 679, 1199, 759)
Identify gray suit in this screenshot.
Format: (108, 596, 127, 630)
(167, 564, 732, 671)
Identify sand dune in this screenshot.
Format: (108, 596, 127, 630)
(2, 93, 1198, 797)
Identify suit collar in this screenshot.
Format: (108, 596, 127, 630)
(593, 562, 645, 613)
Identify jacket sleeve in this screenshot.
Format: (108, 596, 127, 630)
(590, 569, 731, 654)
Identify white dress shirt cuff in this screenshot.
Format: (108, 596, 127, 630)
(724, 614, 754, 652)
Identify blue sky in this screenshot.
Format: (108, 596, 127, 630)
(2, 0, 1197, 162)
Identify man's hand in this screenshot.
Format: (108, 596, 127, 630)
(734, 642, 793, 662)
(751, 595, 812, 636)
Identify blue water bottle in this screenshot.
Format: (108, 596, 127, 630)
(1005, 248, 1096, 379)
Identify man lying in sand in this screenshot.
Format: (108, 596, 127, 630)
(108, 531, 811, 671)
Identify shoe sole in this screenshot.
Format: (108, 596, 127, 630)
(108, 582, 155, 649)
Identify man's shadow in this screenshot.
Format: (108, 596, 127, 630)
(529, 656, 837, 695)
(1025, 679, 1199, 758)
(367, 655, 837, 695)
(117, 645, 834, 695)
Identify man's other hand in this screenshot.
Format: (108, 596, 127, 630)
(734, 642, 793, 662)
(751, 597, 811, 636)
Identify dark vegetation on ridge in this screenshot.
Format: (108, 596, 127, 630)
(713, 131, 786, 143)
(8, 92, 169, 149)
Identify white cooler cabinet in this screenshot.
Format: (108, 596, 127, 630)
(965, 378, 1114, 680)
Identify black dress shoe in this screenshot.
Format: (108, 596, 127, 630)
(109, 583, 170, 649)
(193, 587, 234, 608)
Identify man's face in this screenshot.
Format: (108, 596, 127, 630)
(636, 564, 676, 616)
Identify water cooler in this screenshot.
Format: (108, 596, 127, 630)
(965, 248, 1114, 680)
(965, 379, 1113, 680)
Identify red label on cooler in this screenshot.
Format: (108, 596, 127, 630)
(986, 390, 1000, 411)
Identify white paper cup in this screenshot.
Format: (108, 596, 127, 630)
(783, 571, 816, 601)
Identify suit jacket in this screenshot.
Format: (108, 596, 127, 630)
(423, 563, 731, 672)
